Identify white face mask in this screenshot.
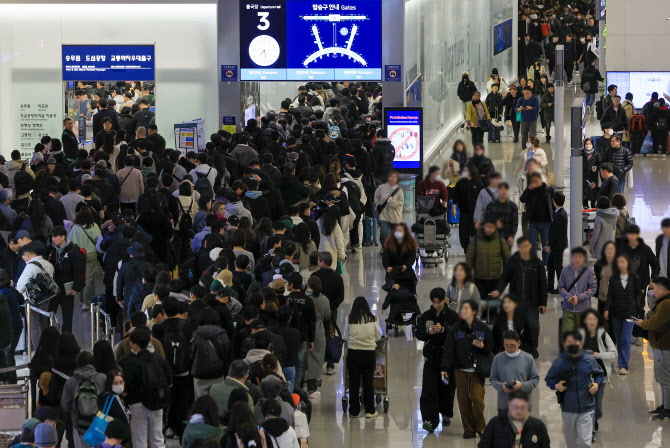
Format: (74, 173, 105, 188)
(506, 350, 521, 358)
(580, 38, 585, 43)
(526, 143, 532, 149)
(462, 170, 470, 178)
(112, 384, 124, 395)
(394, 231, 404, 240)
(607, 129, 614, 136)
(585, 144, 593, 150)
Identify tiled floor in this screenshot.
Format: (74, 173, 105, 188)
(56, 89, 670, 447)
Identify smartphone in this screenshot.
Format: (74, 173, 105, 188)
(441, 372, 449, 385)
(426, 320, 434, 330)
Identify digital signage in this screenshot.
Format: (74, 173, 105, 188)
(384, 107, 423, 172)
(240, 0, 382, 81)
(62, 45, 155, 81)
(606, 71, 670, 105)
(493, 19, 513, 56)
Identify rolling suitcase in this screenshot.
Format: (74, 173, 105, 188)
(447, 200, 460, 225)
(363, 216, 378, 246)
(630, 132, 645, 155)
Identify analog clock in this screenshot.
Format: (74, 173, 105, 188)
(248, 35, 280, 67)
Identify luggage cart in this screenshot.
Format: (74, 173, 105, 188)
(341, 337, 389, 414)
(416, 195, 445, 222)
(582, 208, 596, 246)
(414, 219, 450, 267)
(0, 373, 29, 448)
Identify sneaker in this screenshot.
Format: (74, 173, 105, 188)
(653, 410, 670, 420)
(165, 428, 175, 438)
(654, 154, 659, 159)
(422, 421, 435, 433)
(463, 433, 476, 439)
(442, 417, 451, 427)
(635, 337, 644, 346)
(649, 405, 664, 414)
(81, 304, 90, 311)
(619, 367, 628, 375)
(349, 413, 362, 418)
(365, 411, 378, 418)
(326, 367, 335, 375)
(308, 391, 321, 400)
(663, 154, 668, 159)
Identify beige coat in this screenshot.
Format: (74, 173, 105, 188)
(374, 182, 404, 224)
(117, 166, 144, 202)
(317, 219, 345, 269)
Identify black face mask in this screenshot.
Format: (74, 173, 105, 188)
(566, 344, 580, 355)
(463, 76, 468, 81)
(472, 99, 481, 104)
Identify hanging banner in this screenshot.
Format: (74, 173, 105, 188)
(62, 45, 155, 81)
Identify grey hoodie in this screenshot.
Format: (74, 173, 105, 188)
(60, 364, 107, 423)
(225, 200, 253, 223)
(590, 207, 619, 259)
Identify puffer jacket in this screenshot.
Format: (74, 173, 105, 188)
(373, 138, 395, 179)
(191, 324, 232, 379)
(373, 182, 404, 224)
(606, 273, 641, 318)
(603, 146, 633, 180)
(4, 159, 34, 200)
(545, 351, 604, 413)
(589, 207, 619, 259)
(441, 318, 494, 372)
(466, 229, 511, 280)
(640, 293, 670, 350)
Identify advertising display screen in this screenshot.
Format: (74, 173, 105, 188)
(493, 19, 513, 56)
(606, 71, 670, 106)
(384, 107, 423, 171)
(62, 45, 155, 81)
(240, 0, 382, 81)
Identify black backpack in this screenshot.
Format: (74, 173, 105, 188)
(161, 319, 191, 375)
(138, 353, 170, 410)
(655, 117, 669, 133)
(14, 164, 34, 196)
(194, 168, 214, 198)
(177, 199, 194, 235)
(178, 256, 198, 288)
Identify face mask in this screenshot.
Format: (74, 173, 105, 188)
(607, 129, 614, 136)
(462, 170, 470, 178)
(394, 231, 404, 240)
(566, 344, 581, 355)
(526, 143, 532, 149)
(585, 144, 593, 150)
(580, 38, 585, 43)
(506, 350, 521, 358)
(112, 384, 124, 395)
(472, 99, 480, 104)
(463, 76, 468, 81)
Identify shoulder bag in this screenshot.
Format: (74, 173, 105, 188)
(25, 261, 59, 306)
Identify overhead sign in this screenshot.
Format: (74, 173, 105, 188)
(384, 107, 423, 172)
(240, 0, 382, 81)
(62, 45, 155, 81)
(221, 65, 238, 81)
(385, 65, 401, 82)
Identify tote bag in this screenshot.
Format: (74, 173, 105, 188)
(82, 395, 114, 446)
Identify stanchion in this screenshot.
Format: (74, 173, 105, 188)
(90, 302, 96, 348)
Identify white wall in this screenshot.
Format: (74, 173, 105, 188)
(607, 0, 670, 71)
(0, 3, 218, 159)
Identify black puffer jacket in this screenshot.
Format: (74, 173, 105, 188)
(479, 414, 550, 448)
(373, 138, 395, 179)
(415, 306, 458, 365)
(497, 253, 548, 307)
(619, 238, 660, 288)
(606, 273, 641, 318)
(603, 146, 633, 180)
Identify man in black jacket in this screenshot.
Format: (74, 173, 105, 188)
(602, 135, 632, 194)
(92, 98, 120, 137)
(129, 99, 155, 135)
(479, 390, 551, 448)
(46, 226, 86, 333)
(546, 192, 568, 294)
(520, 172, 554, 263)
(276, 163, 303, 212)
(597, 163, 619, 201)
(268, 306, 300, 392)
(452, 164, 483, 252)
(457, 72, 477, 127)
(416, 287, 459, 433)
(600, 95, 629, 137)
(284, 272, 316, 390)
(494, 237, 547, 358)
(61, 118, 79, 161)
(372, 130, 395, 183)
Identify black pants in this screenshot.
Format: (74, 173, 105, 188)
(545, 120, 552, 140)
(652, 131, 668, 155)
(420, 362, 455, 424)
(347, 349, 376, 416)
(458, 212, 475, 252)
(350, 211, 362, 247)
(520, 303, 540, 349)
(168, 374, 194, 437)
(475, 279, 499, 300)
(546, 249, 564, 291)
(565, 60, 574, 82)
(512, 120, 520, 140)
(470, 127, 485, 146)
(49, 292, 75, 333)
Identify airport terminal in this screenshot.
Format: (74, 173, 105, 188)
(1, 0, 670, 447)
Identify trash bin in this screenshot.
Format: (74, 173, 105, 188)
(398, 174, 417, 213)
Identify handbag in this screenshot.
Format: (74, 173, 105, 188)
(478, 119, 489, 129)
(336, 260, 344, 275)
(325, 320, 344, 363)
(516, 111, 522, 122)
(25, 261, 59, 306)
(82, 395, 114, 446)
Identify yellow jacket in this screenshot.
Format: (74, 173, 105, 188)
(466, 102, 491, 128)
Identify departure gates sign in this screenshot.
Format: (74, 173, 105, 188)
(62, 45, 155, 81)
(240, 0, 382, 81)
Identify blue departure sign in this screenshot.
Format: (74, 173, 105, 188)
(240, 0, 382, 81)
(62, 45, 155, 81)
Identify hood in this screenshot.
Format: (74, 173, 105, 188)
(52, 238, 73, 254)
(245, 190, 262, 199)
(245, 348, 271, 365)
(185, 420, 223, 440)
(596, 207, 619, 223)
(74, 364, 100, 381)
(7, 160, 25, 171)
(344, 169, 363, 180)
(262, 417, 289, 437)
(226, 201, 245, 212)
(477, 228, 499, 241)
(196, 324, 225, 340)
(194, 164, 212, 175)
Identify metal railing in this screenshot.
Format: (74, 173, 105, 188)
(90, 300, 114, 346)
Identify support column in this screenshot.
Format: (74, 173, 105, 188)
(554, 45, 565, 188)
(569, 98, 586, 248)
(218, 0, 242, 132)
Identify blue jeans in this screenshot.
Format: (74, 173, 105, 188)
(284, 366, 296, 394)
(594, 381, 605, 421)
(488, 124, 500, 142)
(528, 221, 551, 263)
(618, 175, 626, 194)
(585, 93, 596, 107)
(295, 341, 307, 390)
(612, 317, 634, 369)
(380, 220, 394, 246)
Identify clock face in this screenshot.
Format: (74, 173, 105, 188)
(248, 35, 280, 67)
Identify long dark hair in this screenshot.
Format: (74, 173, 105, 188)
(348, 296, 377, 324)
(54, 332, 80, 373)
(598, 241, 617, 267)
(293, 222, 312, 252)
(580, 309, 605, 330)
(451, 262, 473, 288)
(74, 206, 96, 229)
(226, 402, 258, 435)
(27, 199, 46, 231)
(383, 223, 418, 254)
(613, 253, 635, 277)
(319, 205, 340, 236)
(93, 340, 116, 375)
(35, 326, 61, 360)
(191, 395, 220, 427)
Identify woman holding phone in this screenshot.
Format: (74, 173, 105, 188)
(583, 137, 601, 208)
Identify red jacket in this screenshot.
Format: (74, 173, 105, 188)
(416, 179, 449, 206)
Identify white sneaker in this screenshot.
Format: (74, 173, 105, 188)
(619, 367, 628, 375)
(326, 367, 335, 375)
(308, 391, 321, 400)
(365, 411, 379, 418)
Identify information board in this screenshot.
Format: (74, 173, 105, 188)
(493, 19, 513, 56)
(62, 45, 155, 81)
(384, 107, 423, 172)
(606, 71, 670, 106)
(240, 0, 382, 81)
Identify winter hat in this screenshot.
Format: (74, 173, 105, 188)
(260, 375, 282, 398)
(34, 423, 57, 448)
(34, 406, 58, 423)
(22, 418, 40, 433)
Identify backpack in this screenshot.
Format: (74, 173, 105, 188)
(178, 256, 198, 288)
(194, 168, 214, 198)
(655, 117, 669, 133)
(14, 163, 34, 196)
(177, 199, 194, 235)
(73, 376, 100, 433)
(161, 319, 191, 375)
(328, 119, 341, 139)
(191, 333, 225, 378)
(138, 353, 170, 410)
(631, 114, 646, 133)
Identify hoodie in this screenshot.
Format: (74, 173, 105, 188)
(231, 144, 259, 168)
(225, 200, 253, 223)
(60, 364, 107, 423)
(181, 417, 225, 448)
(4, 159, 35, 199)
(262, 417, 301, 447)
(589, 207, 619, 259)
(189, 164, 218, 188)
